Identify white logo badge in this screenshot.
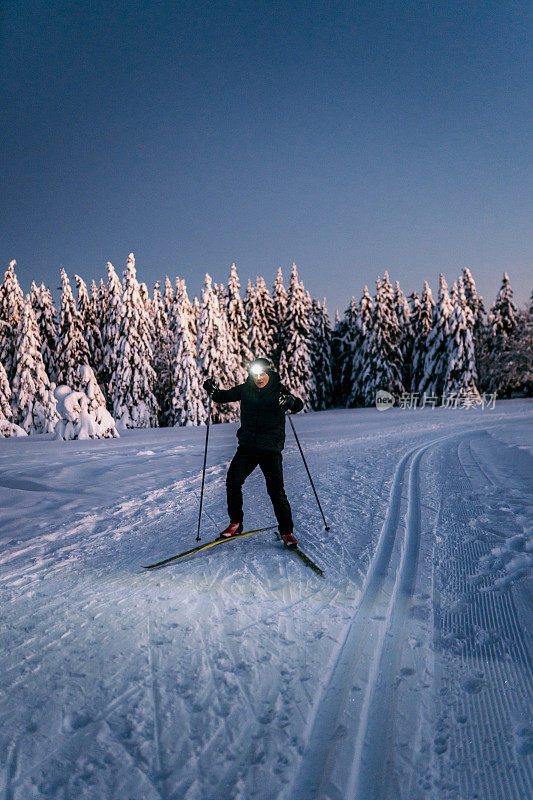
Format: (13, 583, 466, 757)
(375, 390, 395, 411)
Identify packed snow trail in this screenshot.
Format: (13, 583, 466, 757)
(0, 402, 531, 800)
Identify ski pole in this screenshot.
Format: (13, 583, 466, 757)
(196, 395, 212, 542)
(286, 412, 330, 532)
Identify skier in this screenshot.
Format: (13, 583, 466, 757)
(203, 357, 304, 547)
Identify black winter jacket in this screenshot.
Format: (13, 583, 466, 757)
(211, 371, 303, 452)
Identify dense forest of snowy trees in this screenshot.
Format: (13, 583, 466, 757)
(0, 255, 531, 436)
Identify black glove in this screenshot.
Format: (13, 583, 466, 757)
(203, 377, 218, 396)
(279, 392, 296, 411)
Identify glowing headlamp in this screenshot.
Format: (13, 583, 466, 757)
(248, 358, 271, 377)
(250, 362, 265, 376)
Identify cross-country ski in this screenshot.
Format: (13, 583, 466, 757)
(143, 525, 278, 570)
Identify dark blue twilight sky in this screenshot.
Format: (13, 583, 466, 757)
(1, 0, 531, 315)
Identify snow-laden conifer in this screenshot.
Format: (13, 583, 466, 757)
(359, 272, 404, 405)
(419, 274, 453, 397)
(170, 281, 205, 426)
(489, 272, 518, 337)
(226, 263, 253, 382)
(273, 267, 288, 367)
(0, 260, 24, 382)
(101, 262, 122, 388)
(0, 360, 12, 421)
(56, 269, 91, 388)
(30, 282, 58, 381)
(394, 281, 412, 390)
(278, 264, 312, 410)
(477, 273, 530, 397)
(347, 286, 373, 407)
(215, 280, 238, 400)
(78, 364, 118, 437)
(444, 278, 480, 400)
(309, 297, 332, 410)
(111, 254, 159, 428)
(244, 277, 277, 361)
(139, 282, 152, 317)
(331, 309, 347, 407)
(0, 359, 27, 437)
(462, 268, 485, 333)
(411, 282, 435, 393)
(197, 274, 235, 423)
(152, 281, 176, 424)
(76, 275, 103, 378)
(338, 296, 358, 406)
(97, 277, 108, 328)
(164, 276, 174, 319)
(11, 297, 59, 434)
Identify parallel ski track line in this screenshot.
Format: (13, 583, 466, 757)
(347, 441, 429, 800)
(288, 426, 499, 800)
(288, 435, 438, 800)
(437, 434, 533, 800)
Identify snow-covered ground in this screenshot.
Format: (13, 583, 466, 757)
(1, 400, 532, 800)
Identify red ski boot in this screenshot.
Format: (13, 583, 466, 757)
(280, 531, 298, 548)
(219, 521, 243, 538)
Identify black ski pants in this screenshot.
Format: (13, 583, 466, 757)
(226, 446, 294, 535)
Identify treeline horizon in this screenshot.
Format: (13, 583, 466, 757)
(0, 255, 531, 436)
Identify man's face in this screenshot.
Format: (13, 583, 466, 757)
(253, 371, 270, 388)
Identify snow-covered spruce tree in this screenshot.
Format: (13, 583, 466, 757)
(418, 274, 453, 397)
(175, 278, 197, 342)
(76, 275, 103, 378)
(309, 297, 332, 410)
(170, 280, 205, 426)
(244, 277, 277, 361)
(163, 276, 174, 320)
(97, 277, 108, 327)
(197, 274, 235, 424)
(394, 280, 412, 390)
(477, 274, 531, 397)
(192, 295, 200, 337)
(110, 254, 159, 428)
(278, 264, 313, 410)
(330, 309, 347, 407)
(462, 267, 485, 333)
(152, 280, 176, 424)
(304, 288, 318, 404)
(139, 281, 152, 317)
(347, 285, 373, 407)
(272, 266, 288, 368)
(359, 272, 404, 405)
(410, 281, 435, 393)
(56, 269, 91, 389)
(443, 278, 480, 400)
(217, 279, 240, 420)
(11, 297, 59, 434)
(0, 260, 24, 383)
(101, 261, 122, 390)
(30, 281, 58, 382)
(0, 360, 11, 421)
(0, 360, 27, 437)
(224, 264, 253, 384)
(78, 364, 118, 437)
(489, 272, 518, 338)
(337, 296, 358, 407)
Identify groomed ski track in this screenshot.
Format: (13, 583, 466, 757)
(0, 403, 531, 800)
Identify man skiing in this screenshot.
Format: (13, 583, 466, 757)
(203, 357, 304, 547)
